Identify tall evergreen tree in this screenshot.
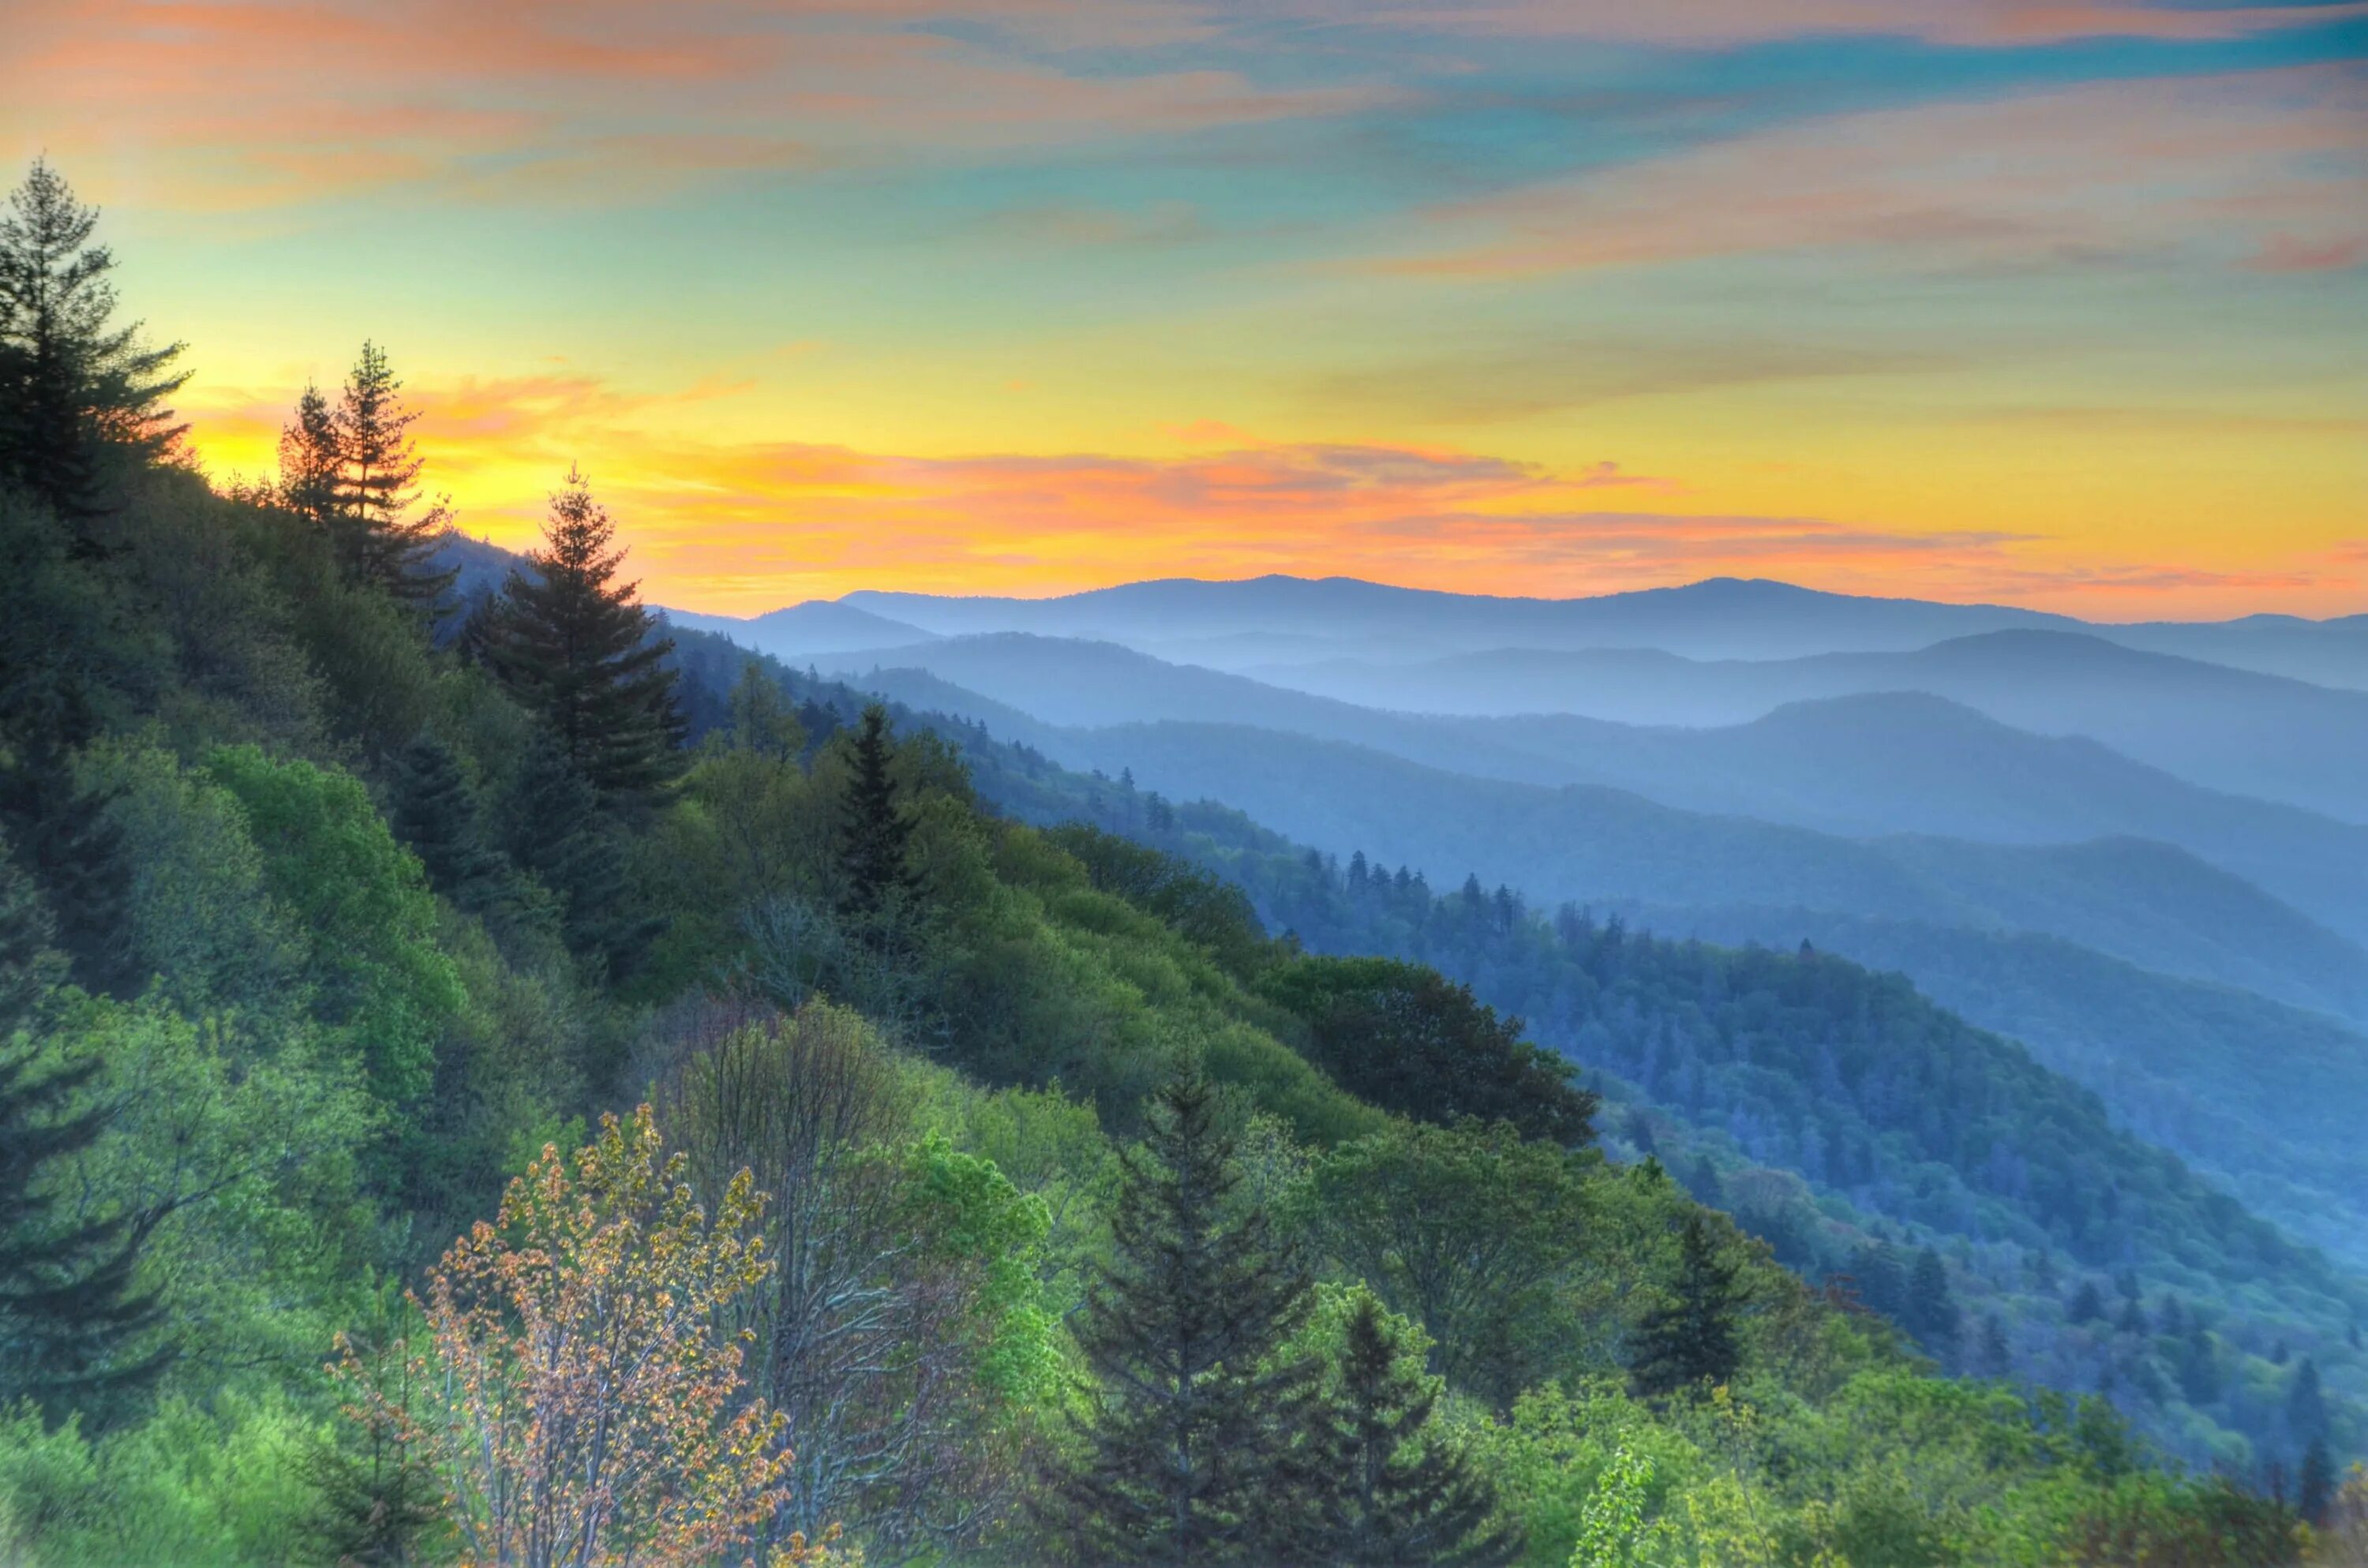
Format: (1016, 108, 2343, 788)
(388, 731, 504, 913)
(499, 733, 646, 973)
(1630, 1212, 1744, 1399)
(835, 703, 916, 930)
(1299, 1297, 1521, 1568)
(1045, 1072, 1319, 1564)
(483, 467, 683, 807)
(275, 380, 341, 535)
(330, 342, 455, 609)
(0, 840, 168, 1419)
(0, 159, 186, 534)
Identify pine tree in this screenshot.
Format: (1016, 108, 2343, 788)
(483, 467, 683, 807)
(0, 840, 169, 1418)
(330, 342, 455, 609)
(835, 703, 916, 931)
(388, 732, 504, 913)
(2069, 1280, 2107, 1325)
(0, 159, 186, 535)
(1630, 1212, 1744, 1399)
(1044, 1072, 1319, 1565)
(1299, 1297, 1521, 1568)
(499, 734, 646, 973)
(275, 380, 341, 535)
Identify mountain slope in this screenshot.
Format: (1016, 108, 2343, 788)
(834, 684, 2368, 1468)
(1441, 694, 2368, 945)
(1598, 904, 2368, 1270)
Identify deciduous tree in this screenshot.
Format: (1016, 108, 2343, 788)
(364, 1106, 802, 1568)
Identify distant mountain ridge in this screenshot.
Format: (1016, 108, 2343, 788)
(659, 600, 936, 664)
(815, 634, 2368, 938)
(827, 572, 2368, 683)
(845, 574, 2080, 661)
(1250, 628, 2368, 822)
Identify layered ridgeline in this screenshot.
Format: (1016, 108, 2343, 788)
(814, 650, 2368, 1267)
(824, 574, 2368, 691)
(15, 160, 2366, 1566)
(800, 633, 2368, 945)
(786, 687, 2368, 1462)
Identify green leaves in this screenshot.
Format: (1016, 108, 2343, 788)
(204, 745, 462, 1108)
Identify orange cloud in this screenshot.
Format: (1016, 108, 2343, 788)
(188, 365, 2338, 618)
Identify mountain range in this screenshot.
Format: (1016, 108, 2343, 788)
(825, 574, 2368, 687)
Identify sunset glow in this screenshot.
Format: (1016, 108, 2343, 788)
(8, 0, 2363, 616)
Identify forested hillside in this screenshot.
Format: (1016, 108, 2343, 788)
(831, 707, 2368, 1466)
(6, 159, 2368, 1567)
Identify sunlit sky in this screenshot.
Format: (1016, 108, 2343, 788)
(8, 1, 2366, 616)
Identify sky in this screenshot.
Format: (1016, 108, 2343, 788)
(6, 0, 2366, 618)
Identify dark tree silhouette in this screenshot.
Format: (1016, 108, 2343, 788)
(274, 380, 341, 535)
(388, 731, 505, 913)
(0, 159, 186, 534)
(499, 733, 646, 974)
(482, 467, 683, 807)
(329, 342, 455, 610)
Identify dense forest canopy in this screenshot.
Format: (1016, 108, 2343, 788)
(2, 158, 2365, 1566)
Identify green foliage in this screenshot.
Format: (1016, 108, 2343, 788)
(385, 728, 506, 914)
(1302, 1118, 1599, 1404)
(1257, 954, 1598, 1146)
(203, 744, 463, 1106)
(0, 172, 2347, 1568)
(0, 848, 166, 1422)
(837, 703, 920, 934)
